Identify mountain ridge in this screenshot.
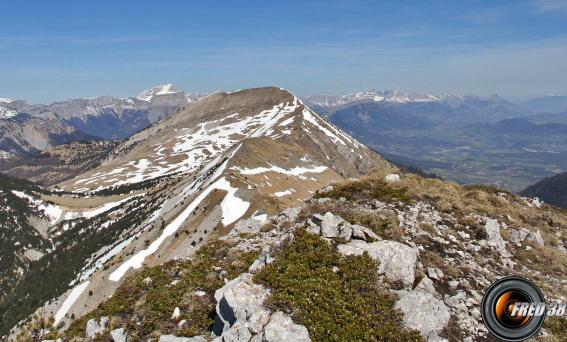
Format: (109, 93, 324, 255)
(1, 86, 393, 339)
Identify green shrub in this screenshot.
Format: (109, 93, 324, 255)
(253, 228, 421, 341)
(315, 178, 411, 203)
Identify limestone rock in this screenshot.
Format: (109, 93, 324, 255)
(351, 224, 379, 241)
(427, 267, 444, 280)
(315, 212, 344, 238)
(509, 228, 530, 243)
(110, 328, 128, 342)
(526, 230, 545, 246)
(338, 240, 418, 287)
(484, 219, 511, 257)
(396, 290, 450, 340)
(263, 311, 311, 342)
(159, 335, 207, 342)
(385, 174, 400, 182)
(85, 316, 108, 338)
(231, 218, 264, 236)
(171, 307, 181, 320)
(213, 273, 271, 336)
(249, 250, 275, 274)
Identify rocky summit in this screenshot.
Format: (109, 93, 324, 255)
(3, 87, 567, 342)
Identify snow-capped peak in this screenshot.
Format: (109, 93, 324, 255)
(137, 84, 181, 102)
(0, 98, 14, 103)
(0, 105, 18, 119)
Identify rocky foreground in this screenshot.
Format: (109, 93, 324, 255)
(15, 168, 567, 341)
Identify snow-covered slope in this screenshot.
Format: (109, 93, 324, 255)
(137, 84, 182, 102)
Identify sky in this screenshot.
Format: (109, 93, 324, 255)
(1, 0, 567, 104)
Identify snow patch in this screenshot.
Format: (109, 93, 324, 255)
(109, 176, 248, 281)
(233, 164, 328, 176)
(54, 281, 90, 325)
(273, 189, 294, 197)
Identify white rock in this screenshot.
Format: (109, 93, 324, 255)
(338, 240, 418, 287)
(305, 222, 321, 235)
(427, 267, 444, 280)
(222, 323, 252, 342)
(484, 219, 511, 257)
(385, 174, 400, 182)
(248, 309, 272, 334)
(509, 228, 530, 243)
(230, 218, 263, 236)
(159, 335, 207, 342)
(526, 230, 545, 246)
(263, 311, 311, 342)
(85, 316, 108, 338)
(319, 212, 343, 238)
(213, 273, 271, 335)
(110, 328, 127, 342)
(338, 222, 353, 241)
(171, 307, 181, 320)
(351, 224, 379, 241)
(415, 276, 440, 299)
(396, 290, 450, 340)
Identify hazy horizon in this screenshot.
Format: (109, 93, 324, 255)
(2, 0, 567, 104)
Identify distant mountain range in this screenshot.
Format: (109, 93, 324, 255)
(303, 90, 529, 123)
(522, 94, 567, 114)
(2, 86, 566, 163)
(0, 85, 209, 160)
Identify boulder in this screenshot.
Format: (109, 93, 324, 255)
(526, 230, 545, 246)
(351, 224, 379, 241)
(263, 311, 311, 342)
(110, 328, 127, 342)
(319, 212, 343, 238)
(171, 307, 181, 320)
(213, 273, 271, 336)
(484, 219, 511, 257)
(249, 250, 275, 274)
(508, 228, 530, 243)
(86, 316, 108, 338)
(305, 219, 321, 235)
(385, 174, 400, 182)
(338, 240, 418, 288)
(279, 207, 301, 222)
(396, 289, 450, 340)
(159, 335, 207, 342)
(231, 218, 264, 236)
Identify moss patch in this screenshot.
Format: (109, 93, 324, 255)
(253, 228, 421, 341)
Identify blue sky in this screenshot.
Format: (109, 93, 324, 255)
(1, 0, 567, 103)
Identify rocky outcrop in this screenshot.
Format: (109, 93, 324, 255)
(159, 335, 207, 342)
(338, 240, 418, 288)
(85, 316, 108, 338)
(212, 273, 310, 342)
(395, 277, 450, 341)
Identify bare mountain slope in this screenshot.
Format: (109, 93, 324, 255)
(0, 140, 120, 186)
(0, 117, 98, 157)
